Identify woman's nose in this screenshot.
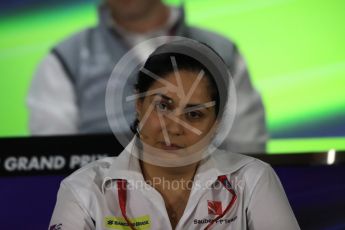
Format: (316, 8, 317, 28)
(165, 115, 184, 136)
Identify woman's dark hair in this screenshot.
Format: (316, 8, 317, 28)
(131, 51, 224, 134)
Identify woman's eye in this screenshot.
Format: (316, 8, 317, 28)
(186, 111, 203, 120)
(155, 102, 169, 112)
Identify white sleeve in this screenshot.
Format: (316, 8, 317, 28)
(49, 181, 94, 230)
(27, 53, 78, 135)
(224, 49, 269, 153)
(247, 165, 300, 230)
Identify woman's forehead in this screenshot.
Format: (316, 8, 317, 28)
(147, 70, 213, 104)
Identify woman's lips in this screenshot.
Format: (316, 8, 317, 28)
(159, 142, 183, 150)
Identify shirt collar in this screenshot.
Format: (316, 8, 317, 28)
(192, 148, 254, 187)
(102, 138, 254, 193)
(101, 138, 143, 193)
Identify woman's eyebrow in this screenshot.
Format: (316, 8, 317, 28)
(183, 101, 216, 113)
(151, 93, 215, 112)
(151, 93, 174, 103)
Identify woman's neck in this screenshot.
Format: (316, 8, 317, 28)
(140, 160, 199, 190)
(140, 161, 198, 229)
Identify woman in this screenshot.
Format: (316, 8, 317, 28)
(49, 40, 300, 230)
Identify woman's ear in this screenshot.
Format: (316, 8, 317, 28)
(214, 119, 218, 126)
(206, 119, 219, 142)
(211, 120, 219, 135)
(136, 99, 143, 119)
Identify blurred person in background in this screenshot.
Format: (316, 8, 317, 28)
(27, 0, 268, 153)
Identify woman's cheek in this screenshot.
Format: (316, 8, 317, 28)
(141, 113, 162, 137)
(189, 119, 215, 143)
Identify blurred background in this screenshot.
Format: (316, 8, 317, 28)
(0, 0, 345, 153)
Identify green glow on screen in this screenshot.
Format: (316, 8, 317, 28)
(268, 138, 345, 154)
(1, 0, 345, 153)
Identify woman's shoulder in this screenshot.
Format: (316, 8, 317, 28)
(213, 149, 271, 172)
(61, 156, 118, 191)
(212, 150, 276, 186)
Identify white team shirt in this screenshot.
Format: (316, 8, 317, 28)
(49, 139, 300, 230)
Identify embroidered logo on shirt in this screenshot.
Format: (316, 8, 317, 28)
(193, 216, 238, 225)
(49, 223, 62, 230)
(104, 215, 151, 229)
(207, 200, 222, 215)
